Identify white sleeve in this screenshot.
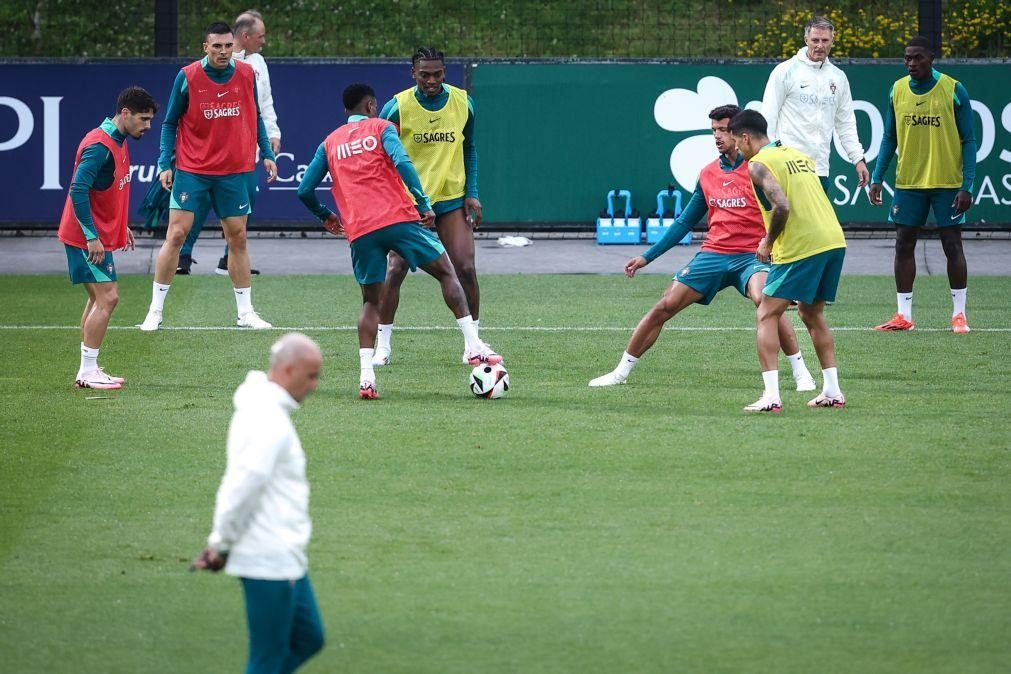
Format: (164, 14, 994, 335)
(833, 72, 865, 163)
(252, 54, 280, 140)
(207, 410, 287, 551)
(761, 62, 788, 140)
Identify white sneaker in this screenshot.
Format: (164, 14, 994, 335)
(588, 371, 627, 387)
(743, 396, 783, 413)
(237, 311, 272, 329)
(807, 393, 846, 408)
(464, 342, 503, 366)
(137, 309, 163, 332)
(75, 369, 122, 390)
(372, 347, 392, 367)
(98, 367, 125, 384)
(794, 372, 817, 392)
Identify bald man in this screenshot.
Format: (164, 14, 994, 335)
(192, 333, 325, 673)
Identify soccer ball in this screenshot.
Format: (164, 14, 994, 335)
(470, 363, 509, 399)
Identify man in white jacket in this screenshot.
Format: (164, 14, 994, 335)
(192, 333, 324, 674)
(761, 16, 869, 195)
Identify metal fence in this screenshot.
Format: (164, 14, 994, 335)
(1, 0, 1007, 59)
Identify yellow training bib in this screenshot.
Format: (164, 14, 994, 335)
(892, 73, 962, 189)
(396, 84, 468, 204)
(750, 143, 846, 264)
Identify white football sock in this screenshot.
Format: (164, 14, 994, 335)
(616, 352, 639, 377)
(359, 348, 375, 381)
(79, 343, 99, 376)
(150, 282, 171, 312)
(762, 370, 780, 401)
(822, 367, 842, 397)
(950, 287, 967, 317)
(376, 324, 393, 351)
(897, 292, 913, 321)
(457, 315, 480, 350)
(786, 352, 810, 378)
(234, 287, 253, 315)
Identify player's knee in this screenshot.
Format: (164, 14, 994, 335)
(797, 304, 820, 326)
(894, 237, 916, 257)
(454, 260, 477, 284)
(226, 231, 247, 251)
(165, 227, 188, 248)
(940, 236, 964, 259)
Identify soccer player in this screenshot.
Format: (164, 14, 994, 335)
(139, 21, 277, 331)
(192, 333, 325, 673)
(177, 10, 281, 276)
(761, 16, 869, 194)
(371, 46, 491, 367)
(57, 87, 158, 390)
(589, 105, 817, 390)
(729, 109, 847, 412)
(296, 84, 501, 399)
(868, 35, 976, 334)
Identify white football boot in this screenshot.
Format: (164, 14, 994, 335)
(137, 309, 163, 332)
(237, 311, 272, 329)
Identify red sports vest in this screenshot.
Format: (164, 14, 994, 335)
(697, 158, 765, 254)
(323, 118, 421, 243)
(58, 128, 131, 250)
(176, 60, 257, 175)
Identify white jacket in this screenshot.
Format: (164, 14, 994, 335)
(235, 50, 281, 141)
(761, 48, 865, 176)
(208, 371, 311, 580)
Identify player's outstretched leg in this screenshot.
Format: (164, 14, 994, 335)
(140, 208, 195, 331)
(419, 253, 501, 365)
(436, 209, 482, 363)
(875, 226, 918, 331)
(797, 301, 845, 408)
(590, 281, 699, 387)
(372, 252, 410, 367)
(939, 226, 969, 333)
(358, 283, 382, 399)
(221, 215, 271, 329)
(746, 272, 815, 391)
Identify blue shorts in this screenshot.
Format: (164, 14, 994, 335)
(763, 247, 846, 304)
(350, 222, 446, 285)
(673, 252, 770, 305)
(433, 197, 465, 217)
(170, 169, 253, 219)
(65, 244, 117, 284)
(889, 188, 965, 228)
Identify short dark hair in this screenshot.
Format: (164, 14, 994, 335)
(708, 104, 741, 121)
(907, 35, 933, 53)
(728, 109, 768, 137)
(116, 86, 158, 114)
(204, 21, 233, 41)
(412, 46, 445, 65)
(343, 83, 375, 111)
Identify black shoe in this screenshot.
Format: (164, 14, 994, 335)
(176, 254, 195, 275)
(216, 254, 260, 276)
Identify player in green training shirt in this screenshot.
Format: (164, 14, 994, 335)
(730, 109, 847, 413)
(868, 35, 976, 334)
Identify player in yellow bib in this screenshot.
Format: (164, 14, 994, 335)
(730, 109, 847, 412)
(373, 47, 495, 366)
(869, 36, 976, 334)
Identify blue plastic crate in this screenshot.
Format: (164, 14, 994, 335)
(645, 187, 691, 245)
(595, 189, 642, 245)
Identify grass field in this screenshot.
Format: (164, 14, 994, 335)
(1, 273, 1009, 674)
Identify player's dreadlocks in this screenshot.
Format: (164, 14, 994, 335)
(412, 46, 445, 64)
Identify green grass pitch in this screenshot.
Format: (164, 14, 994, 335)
(1, 273, 1009, 673)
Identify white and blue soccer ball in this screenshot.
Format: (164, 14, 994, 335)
(470, 363, 509, 399)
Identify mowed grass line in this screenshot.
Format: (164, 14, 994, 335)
(0, 274, 1009, 674)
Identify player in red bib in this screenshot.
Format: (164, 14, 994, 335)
(139, 21, 278, 332)
(297, 84, 501, 399)
(57, 87, 158, 389)
(589, 105, 816, 389)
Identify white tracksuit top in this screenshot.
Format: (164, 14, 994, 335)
(761, 48, 865, 176)
(235, 50, 281, 142)
(208, 371, 311, 580)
